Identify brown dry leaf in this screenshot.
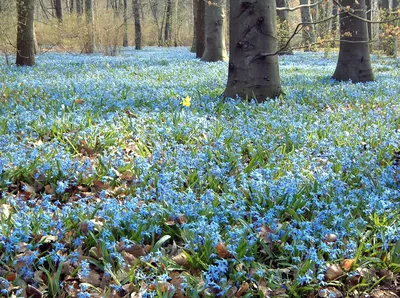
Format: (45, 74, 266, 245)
(235, 282, 249, 297)
(371, 289, 399, 298)
(92, 180, 109, 192)
(44, 184, 54, 194)
(116, 242, 147, 258)
(258, 225, 273, 244)
(216, 242, 230, 259)
(341, 258, 355, 272)
(80, 270, 101, 287)
(5, 272, 16, 282)
(324, 234, 337, 243)
(325, 264, 343, 281)
(26, 285, 43, 298)
(318, 287, 343, 298)
(122, 251, 138, 268)
(75, 99, 85, 104)
(172, 252, 189, 267)
(170, 272, 187, 298)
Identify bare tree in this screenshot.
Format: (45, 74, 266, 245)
(224, 0, 282, 101)
(133, 0, 142, 49)
(123, 0, 128, 46)
(16, 0, 36, 66)
(201, 0, 228, 61)
(84, 0, 95, 53)
(332, 0, 374, 82)
(196, 0, 205, 57)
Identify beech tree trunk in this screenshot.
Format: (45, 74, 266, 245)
(85, 0, 95, 53)
(55, 0, 63, 22)
(123, 0, 128, 47)
(190, 0, 197, 52)
(70, 0, 74, 14)
(224, 0, 282, 101)
(299, 0, 316, 51)
(332, 0, 374, 82)
(276, 0, 293, 54)
(201, 0, 228, 62)
(133, 0, 142, 49)
(196, 0, 205, 58)
(77, 0, 83, 15)
(165, 0, 173, 45)
(16, 0, 36, 66)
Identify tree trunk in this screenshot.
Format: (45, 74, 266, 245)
(70, 0, 74, 13)
(85, 0, 95, 53)
(77, 0, 83, 15)
(55, 0, 63, 22)
(332, 0, 374, 82)
(276, 0, 293, 54)
(133, 0, 142, 49)
(365, 0, 372, 40)
(196, 0, 205, 58)
(201, 0, 228, 61)
(330, 4, 338, 47)
(123, 0, 128, 47)
(299, 0, 316, 51)
(224, 0, 282, 101)
(164, 0, 173, 45)
(16, 0, 36, 66)
(190, 0, 197, 52)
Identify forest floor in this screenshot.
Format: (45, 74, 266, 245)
(0, 48, 399, 297)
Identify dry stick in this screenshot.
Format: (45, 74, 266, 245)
(331, 0, 400, 23)
(276, 0, 323, 11)
(269, 4, 400, 57)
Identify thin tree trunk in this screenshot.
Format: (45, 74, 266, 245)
(276, 0, 293, 54)
(85, 0, 94, 53)
(190, 0, 197, 52)
(196, 0, 205, 58)
(299, 0, 316, 51)
(70, 0, 74, 13)
(201, 0, 228, 61)
(330, 4, 338, 47)
(77, 0, 83, 15)
(16, 0, 36, 66)
(55, 0, 63, 22)
(332, 0, 374, 82)
(165, 0, 172, 45)
(224, 0, 282, 101)
(133, 0, 142, 49)
(123, 0, 128, 47)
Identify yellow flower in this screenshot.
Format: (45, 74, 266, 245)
(181, 96, 191, 107)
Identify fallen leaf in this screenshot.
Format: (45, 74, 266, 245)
(172, 252, 189, 267)
(325, 264, 343, 281)
(235, 282, 249, 297)
(341, 258, 355, 272)
(216, 242, 230, 259)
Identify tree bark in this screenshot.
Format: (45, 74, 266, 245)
(85, 0, 95, 53)
(190, 0, 197, 52)
(224, 0, 282, 101)
(70, 0, 74, 13)
(16, 0, 36, 66)
(77, 0, 83, 15)
(165, 0, 173, 45)
(276, 0, 293, 54)
(55, 0, 63, 22)
(201, 0, 228, 61)
(196, 0, 205, 58)
(330, 4, 338, 47)
(133, 0, 142, 49)
(332, 0, 374, 82)
(123, 0, 128, 47)
(299, 0, 316, 51)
